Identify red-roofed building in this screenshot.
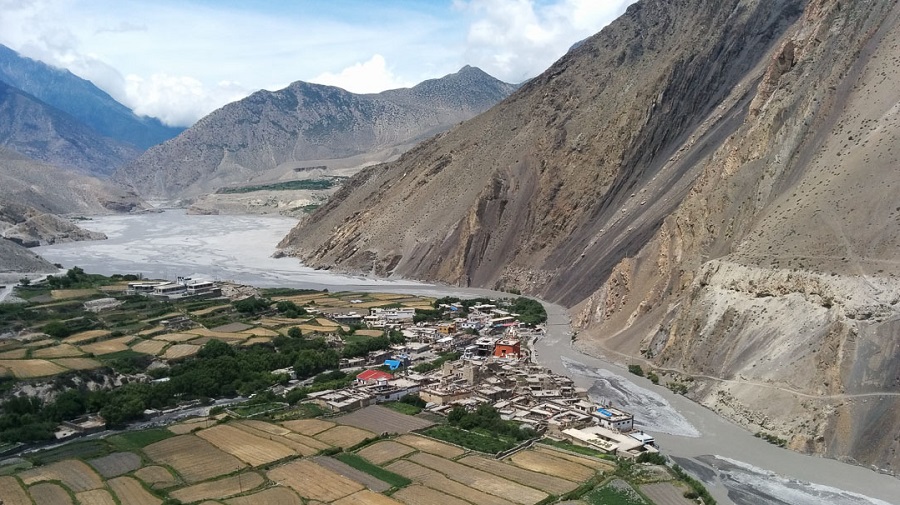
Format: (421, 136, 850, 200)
(356, 369, 394, 385)
(493, 338, 521, 359)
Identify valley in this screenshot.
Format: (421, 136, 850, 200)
(21, 211, 900, 504)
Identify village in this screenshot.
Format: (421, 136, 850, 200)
(288, 299, 660, 461)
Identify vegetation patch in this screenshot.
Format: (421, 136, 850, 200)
(107, 428, 175, 451)
(216, 178, 341, 194)
(334, 452, 411, 488)
(584, 479, 647, 505)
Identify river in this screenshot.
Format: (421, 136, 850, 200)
(35, 211, 900, 505)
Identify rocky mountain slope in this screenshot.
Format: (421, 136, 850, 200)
(0, 44, 183, 150)
(0, 148, 146, 246)
(0, 238, 56, 273)
(281, 0, 900, 473)
(0, 80, 139, 176)
(113, 66, 517, 199)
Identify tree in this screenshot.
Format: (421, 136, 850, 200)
(287, 327, 302, 339)
(18, 278, 30, 286)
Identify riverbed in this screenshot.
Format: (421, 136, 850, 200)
(35, 211, 900, 505)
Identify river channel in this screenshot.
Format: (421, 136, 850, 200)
(35, 211, 900, 505)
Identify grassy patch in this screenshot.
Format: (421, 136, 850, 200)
(584, 481, 647, 505)
(107, 428, 174, 451)
(229, 402, 287, 418)
(28, 439, 110, 465)
(217, 179, 341, 194)
(334, 452, 411, 488)
(540, 439, 615, 460)
(423, 426, 519, 454)
(273, 403, 326, 421)
(259, 287, 320, 297)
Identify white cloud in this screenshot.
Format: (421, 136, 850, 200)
(310, 54, 413, 94)
(456, 0, 632, 82)
(0, 0, 634, 128)
(124, 73, 250, 127)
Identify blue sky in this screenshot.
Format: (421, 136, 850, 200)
(0, 0, 633, 126)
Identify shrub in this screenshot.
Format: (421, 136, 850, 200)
(628, 364, 644, 377)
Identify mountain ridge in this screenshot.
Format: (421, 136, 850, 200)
(112, 66, 518, 199)
(0, 44, 184, 150)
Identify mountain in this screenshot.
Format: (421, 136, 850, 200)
(0, 147, 147, 246)
(0, 80, 140, 176)
(0, 44, 183, 150)
(0, 238, 56, 274)
(280, 0, 900, 473)
(113, 66, 517, 199)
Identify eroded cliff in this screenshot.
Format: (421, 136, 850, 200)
(282, 0, 900, 472)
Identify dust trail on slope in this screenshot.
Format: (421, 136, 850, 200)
(561, 356, 700, 438)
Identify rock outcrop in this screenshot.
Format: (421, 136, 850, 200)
(280, 0, 900, 472)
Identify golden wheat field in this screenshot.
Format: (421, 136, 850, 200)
(170, 472, 265, 503)
(267, 459, 364, 502)
(107, 476, 163, 505)
(196, 423, 295, 466)
(144, 435, 247, 483)
(313, 425, 375, 448)
(0, 359, 68, 378)
(357, 441, 416, 465)
(224, 487, 304, 505)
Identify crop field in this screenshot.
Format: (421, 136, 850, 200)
(229, 421, 319, 456)
(0, 476, 31, 505)
(196, 423, 295, 466)
(395, 434, 465, 459)
(334, 489, 404, 505)
(89, 452, 142, 478)
(22, 338, 54, 348)
(52, 357, 102, 371)
(63, 329, 111, 344)
(51, 289, 97, 300)
(392, 483, 471, 505)
(0, 358, 67, 377)
(107, 476, 162, 505)
(33, 343, 83, 358)
(75, 489, 117, 505)
(131, 339, 168, 355)
(167, 417, 212, 434)
(242, 327, 279, 336)
(0, 348, 27, 359)
(240, 336, 272, 346)
(314, 425, 376, 448)
(170, 471, 265, 502)
(408, 452, 548, 505)
(282, 418, 335, 435)
(533, 445, 617, 471)
(358, 441, 416, 465)
(28, 482, 72, 504)
(268, 459, 364, 502)
(507, 450, 595, 482)
(161, 343, 201, 360)
(353, 329, 385, 337)
(336, 405, 435, 434)
(80, 335, 135, 355)
(19, 459, 104, 491)
(144, 434, 247, 483)
(459, 455, 578, 495)
(133, 466, 178, 489)
(225, 487, 304, 505)
(385, 460, 516, 505)
(153, 332, 199, 342)
(313, 455, 392, 492)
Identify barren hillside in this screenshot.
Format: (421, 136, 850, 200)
(282, 0, 900, 472)
(114, 66, 517, 200)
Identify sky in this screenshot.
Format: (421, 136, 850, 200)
(0, 0, 634, 127)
